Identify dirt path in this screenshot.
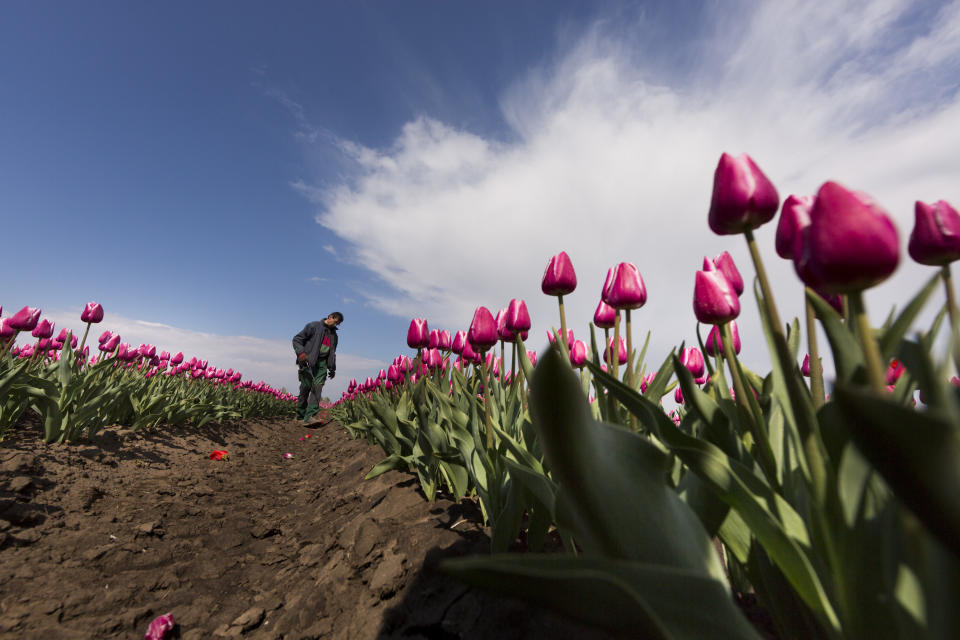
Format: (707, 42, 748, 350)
(0, 417, 613, 639)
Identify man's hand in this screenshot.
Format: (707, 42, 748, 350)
(297, 353, 307, 362)
(328, 371, 335, 379)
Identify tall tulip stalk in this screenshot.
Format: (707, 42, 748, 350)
(468, 306, 498, 450)
(541, 252, 577, 362)
(602, 262, 646, 391)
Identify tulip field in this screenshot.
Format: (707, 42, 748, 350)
(0, 303, 296, 443)
(331, 153, 960, 639)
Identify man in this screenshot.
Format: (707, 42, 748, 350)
(292, 312, 342, 421)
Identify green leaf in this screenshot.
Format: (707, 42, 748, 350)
(878, 272, 940, 360)
(442, 554, 762, 639)
(365, 454, 408, 480)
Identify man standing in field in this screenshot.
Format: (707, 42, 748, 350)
(292, 312, 342, 421)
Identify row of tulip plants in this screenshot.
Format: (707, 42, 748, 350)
(0, 303, 296, 443)
(331, 152, 960, 639)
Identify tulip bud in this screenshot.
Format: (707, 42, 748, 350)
(680, 347, 705, 378)
(141, 344, 157, 358)
(98, 330, 112, 344)
(569, 339, 588, 368)
(451, 330, 467, 355)
(908, 200, 960, 266)
(32, 319, 55, 339)
(0, 318, 15, 339)
(100, 334, 121, 352)
(604, 336, 627, 365)
(674, 386, 685, 404)
(640, 373, 656, 394)
(708, 153, 780, 235)
(495, 308, 516, 342)
(886, 359, 906, 385)
(593, 300, 616, 329)
(505, 299, 531, 333)
(170, 352, 183, 365)
(377, 368, 387, 380)
(144, 612, 176, 640)
(461, 341, 479, 363)
(694, 257, 740, 325)
(602, 262, 647, 310)
(80, 302, 104, 323)
(705, 321, 740, 357)
(428, 329, 440, 349)
(468, 307, 498, 351)
(776, 194, 814, 259)
(436, 330, 451, 350)
(541, 251, 577, 296)
(526, 350, 537, 367)
(9, 306, 41, 331)
(547, 328, 574, 348)
(406, 318, 430, 349)
(159, 350, 170, 361)
(712, 251, 744, 296)
(387, 364, 401, 383)
(400, 355, 412, 372)
(795, 181, 900, 293)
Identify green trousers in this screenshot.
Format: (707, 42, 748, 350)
(296, 360, 328, 420)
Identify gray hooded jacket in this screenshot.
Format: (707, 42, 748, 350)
(292, 321, 338, 372)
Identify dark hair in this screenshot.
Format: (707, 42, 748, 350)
(328, 312, 344, 323)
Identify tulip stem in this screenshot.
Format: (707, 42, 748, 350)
(557, 295, 570, 363)
(849, 291, 886, 392)
(77, 322, 92, 367)
(481, 351, 493, 451)
(612, 311, 621, 381)
(603, 328, 610, 370)
(805, 296, 825, 409)
(626, 309, 639, 431)
(744, 230, 783, 333)
(942, 265, 960, 374)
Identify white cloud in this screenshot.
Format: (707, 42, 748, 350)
(303, 0, 960, 385)
(10, 310, 384, 401)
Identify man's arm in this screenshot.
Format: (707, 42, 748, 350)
(292, 323, 315, 359)
(326, 332, 337, 377)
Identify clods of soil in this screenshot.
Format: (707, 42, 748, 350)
(0, 416, 615, 639)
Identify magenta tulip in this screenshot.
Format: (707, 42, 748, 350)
(795, 182, 900, 293)
(80, 302, 104, 323)
(32, 319, 55, 339)
(708, 153, 780, 235)
(100, 334, 121, 352)
(547, 328, 574, 348)
(886, 359, 906, 385)
(468, 307, 498, 350)
(451, 330, 467, 355)
(694, 257, 740, 325)
(705, 321, 741, 357)
(407, 318, 430, 349)
(0, 318, 15, 339)
(602, 262, 647, 310)
(604, 336, 627, 365)
(680, 347, 705, 378)
(569, 339, 588, 368)
(526, 350, 537, 367)
(170, 351, 184, 365)
(9, 306, 41, 331)
(495, 308, 515, 342)
(909, 200, 960, 266)
(428, 329, 441, 349)
(437, 330, 452, 350)
(593, 300, 616, 329)
(98, 330, 112, 344)
(461, 341, 480, 363)
(776, 194, 814, 260)
(674, 386, 685, 404)
(505, 299, 531, 333)
(541, 251, 577, 295)
(159, 350, 170, 361)
(713, 251, 744, 296)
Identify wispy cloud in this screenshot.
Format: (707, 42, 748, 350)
(18, 310, 383, 398)
(301, 0, 960, 378)
(309, 276, 329, 283)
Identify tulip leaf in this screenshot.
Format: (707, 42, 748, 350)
(833, 383, 960, 559)
(441, 554, 762, 639)
(365, 454, 409, 480)
(878, 272, 940, 361)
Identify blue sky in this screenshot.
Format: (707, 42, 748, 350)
(3, 1, 960, 398)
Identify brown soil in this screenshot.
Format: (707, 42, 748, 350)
(0, 415, 616, 639)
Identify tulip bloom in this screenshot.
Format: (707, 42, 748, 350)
(713, 251, 744, 296)
(0, 318, 15, 340)
(680, 347, 705, 378)
(80, 302, 104, 323)
(144, 612, 176, 640)
(886, 359, 906, 385)
(795, 182, 900, 294)
(505, 299, 531, 333)
(495, 308, 515, 342)
(541, 251, 577, 295)
(406, 318, 430, 349)
(451, 330, 467, 355)
(908, 199, 960, 266)
(776, 194, 814, 260)
(438, 330, 452, 350)
(705, 321, 741, 357)
(604, 336, 627, 365)
(569, 339, 588, 368)
(9, 306, 41, 332)
(708, 153, 780, 235)
(602, 262, 647, 310)
(32, 319, 55, 339)
(593, 300, 616, 329)
(694, 257, 740, 325)
(428, 329, 441, 349)
(547, 328, 574, 348)
(468, 307, 498, 350)
(674, 386, 685, 404)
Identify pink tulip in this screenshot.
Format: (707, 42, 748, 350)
(680, 347, 705, 378)
(708, 153, 780, 235)
(0, 318, 15, 339)
(886, 359, 906, 385)
(437, 330, 452, 350)
(495, 308, 515, 342)
(909, 200, 960, 266)
(602, 262, 647, 310)
(705, 321, 741, 357)
(100, 334, 121, 352)
(604, 336, 627, 365)
(9, 306, 41, 331)
(795, 181, 900, 294)
(461, 341, 480, 363)
(387, 364, 401, 383)
(547, 328, 575, 348)
(640, 373, 657, 393)
(377, 368, 387, 380)
(32, 319, 55, 339)
(159, 350, 170, 361)
(428, 329, 441, 349)
(526, 350, 537, 367)
(170, 351, 184, 365)
(541, 251, 577, 295)
(144, 612, 176, 640)
(674, 386, 685, 404)
(451, 330, 467, 355)
(505, 299, 531, 333)
(776, 194, 814, 260)
(694, 257, 740, 325)
(713, 251, 744, 296)
(569, 339, 588, 368)
(407, 318, 430, 349)
(98, 330, 112, 344)
(468, 307, 498, 351)
(80, 302, 104, 323)
(593, 300, 616, 329)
